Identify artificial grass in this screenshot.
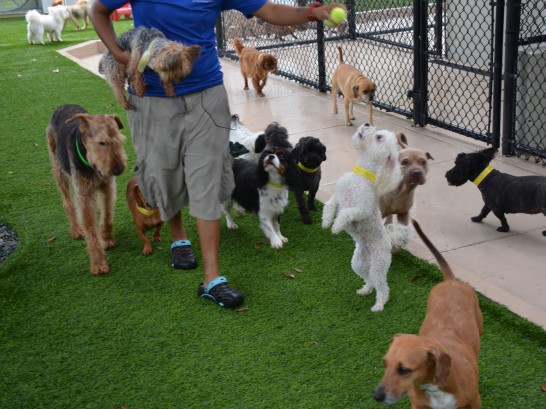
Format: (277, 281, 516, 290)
(1, 16, 545, 409)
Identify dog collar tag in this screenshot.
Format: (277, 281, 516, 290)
(353, 165, 376, 182)
(473, 165, 493, 186)
(298, 162, 319, 173)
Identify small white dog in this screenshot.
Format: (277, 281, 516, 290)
(26, 6, 69, 45)
(322, 123, 402, 311)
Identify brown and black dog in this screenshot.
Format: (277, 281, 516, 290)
(332, 45, 376, 126)
(234, 37, 278, 97)
(126, 177, 163, 255)
(47, 104, 127, 275)
(374, 219, 483, 408)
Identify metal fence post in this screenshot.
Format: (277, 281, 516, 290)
(347, 0, 356, 41)
(215, 16, 225, 58)
(490, 0, 505, 150)
(317, 1, 327, 92)
(502, 0, 522, 156)
(409, 0, 427, 126)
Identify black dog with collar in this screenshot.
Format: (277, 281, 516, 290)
(445, 147, 546, 235)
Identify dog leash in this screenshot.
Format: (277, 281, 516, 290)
(353, 165, 376, 182)
(473, 165, 493, 186)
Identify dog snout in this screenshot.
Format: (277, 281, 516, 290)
(373, 386, 386, 402)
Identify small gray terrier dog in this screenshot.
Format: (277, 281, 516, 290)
(445, 146, 546, 236)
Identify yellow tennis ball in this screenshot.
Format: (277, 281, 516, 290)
(331, 7, 347, 24)
(324, 7, 346, 27)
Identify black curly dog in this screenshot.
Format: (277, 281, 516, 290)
(292, 136, 327, 224)
(445, 147, 546, 236)
(253, 124, 326, 224)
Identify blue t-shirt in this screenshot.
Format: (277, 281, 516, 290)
(100, 0, 268, 96)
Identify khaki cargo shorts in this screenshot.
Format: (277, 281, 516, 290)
(127, 85, 234, 221)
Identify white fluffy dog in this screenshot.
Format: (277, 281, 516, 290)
(322, 123, 402, 312)
(26, 6, 69, 45)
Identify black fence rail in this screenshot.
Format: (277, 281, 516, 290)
(217, 0, 546, 165)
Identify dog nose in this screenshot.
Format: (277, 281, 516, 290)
(373, 387, 386, 402)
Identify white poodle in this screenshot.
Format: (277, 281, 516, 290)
(322, 123, 402, 311)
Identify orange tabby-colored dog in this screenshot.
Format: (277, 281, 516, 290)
(234, 37, 278, 97)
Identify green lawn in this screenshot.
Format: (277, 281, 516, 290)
(0, 16, 545, 409)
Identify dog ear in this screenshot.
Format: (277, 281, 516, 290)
(352, 84, 360, 99)
(110, 115, 124, 130)
(427, 347, 451, 387)
(254, 133, 267, 154)
(65, 114, 91, 133)
(396, 132, 408, 149)
(283, 151, 302, 190)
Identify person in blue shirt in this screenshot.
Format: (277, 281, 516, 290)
(90, 0, 346, 308)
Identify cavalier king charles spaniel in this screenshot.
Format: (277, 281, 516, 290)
(222, 147, 299, 249)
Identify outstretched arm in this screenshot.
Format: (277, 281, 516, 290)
(90, 0, 130, 65)
(253, 1, 347, 27)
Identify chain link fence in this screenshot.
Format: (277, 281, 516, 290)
(0, 0, 40, 15)
(218, 0, 546, 165)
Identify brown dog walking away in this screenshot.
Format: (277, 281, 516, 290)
(374, 219, 483, 408)
(126, 177, 163, 255)
(47, 104, 127, 275)
(234, 37, 278, 97)
(332, 45, 376, 126)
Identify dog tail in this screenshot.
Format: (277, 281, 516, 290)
(411, 219, 455, 281)
(25, 9, 41, 23)
(337, 45, 344, 64)
(233, 37, 244, 56)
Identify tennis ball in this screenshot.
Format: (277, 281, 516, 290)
(325, 7, 347, 27)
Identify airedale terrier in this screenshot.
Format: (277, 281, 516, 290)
(46, 104, 127, 275)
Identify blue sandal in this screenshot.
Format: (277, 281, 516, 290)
(197, 276, 244, 308)
(170, 240, 197, 270)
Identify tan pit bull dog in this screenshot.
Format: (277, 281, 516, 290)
(331, 45, 376, 126)
(380, 148, 434, 226)
(374, 219, 483, 409)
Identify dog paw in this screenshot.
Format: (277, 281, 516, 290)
(470, 216, 483, 223)
(280, 235, 288, 243)
(70, 229, 85, 239)
(497, 226, 509, 233)
(226, 221, 239, 230)
(90, 262, 110, 276)
(331, 220, 345, 234)
(356, 285, 373, 296)
(346, 121, 353, 126)
(371, 303, 385, 312)
(103, 239, 118, 250)
(270, 239, 284, 249)
(142, 244, 153, 256)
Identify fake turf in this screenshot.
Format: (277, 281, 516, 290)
(0, 16, 545, 409)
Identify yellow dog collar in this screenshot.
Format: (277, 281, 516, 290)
(136, 204, 159, 217)
(353, 165, 376, 183)
(473, 165, 493, 186)
(268, 181, 285, 189)
(297, 162, 319, 173)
